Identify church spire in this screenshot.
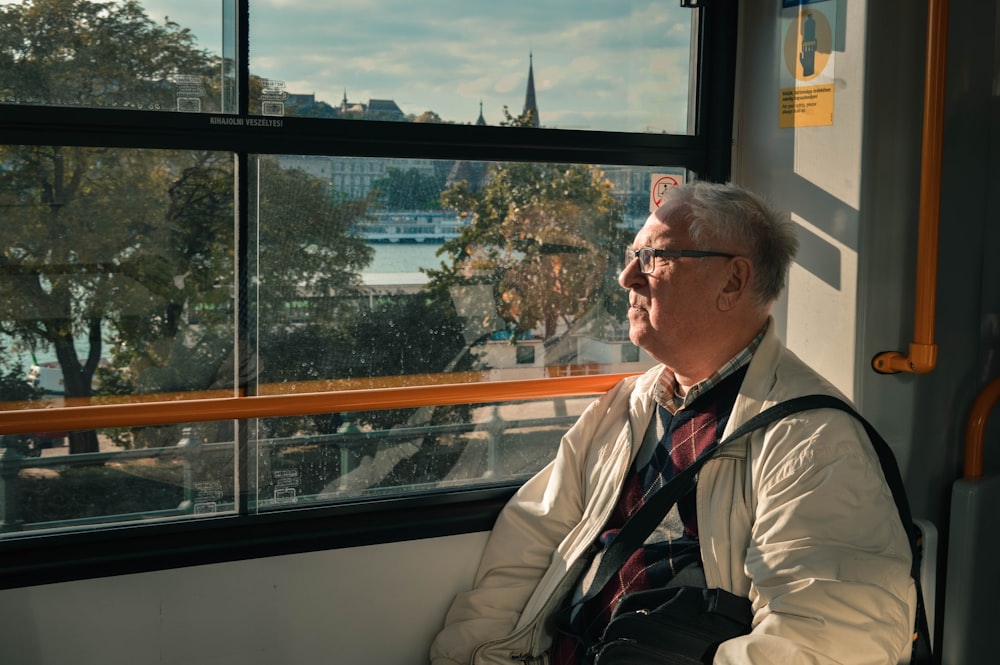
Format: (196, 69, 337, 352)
(522, 52, 539, 127)
(476, 99, 486, 126)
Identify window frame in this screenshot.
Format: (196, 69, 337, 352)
(0, 0, 738, 590)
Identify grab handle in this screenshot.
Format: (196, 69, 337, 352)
(872, 0, 948, 375)
(964, 375, 1000, 479)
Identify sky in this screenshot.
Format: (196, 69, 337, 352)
(134, 0, 695, 133)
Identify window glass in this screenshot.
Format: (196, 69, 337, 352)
(0, 144, 687, 527)
(0, 2, 721, 544)
(3, 423, 236, 531)
(250, 155, 668, 390)
(247, 1, 694, 133)
(248, 155, 674, 503)
(251, 396, 597, 508)
(0, 144, 236, 533)
(0, 0, 231, 113)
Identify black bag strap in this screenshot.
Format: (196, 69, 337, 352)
(583, 394, 921, 603)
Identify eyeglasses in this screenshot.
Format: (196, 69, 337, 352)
(625, 247, 736, 274)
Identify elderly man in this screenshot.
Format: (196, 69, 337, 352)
(430, 181, 915, 664)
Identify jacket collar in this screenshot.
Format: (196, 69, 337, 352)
(722, 316, 783, 439)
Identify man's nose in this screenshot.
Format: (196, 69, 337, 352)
(618, 257, 645, 290)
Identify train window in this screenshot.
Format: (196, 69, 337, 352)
(247, 155, 669, 507)
(0, 150, 674, 529)
(0, 145, 236, 408)
(0, 143, 238, 529)
(251, 397, 593, 508)
(0, 0, 736, 578)
(247, 2, 694, 133)
(250, 156, 661, 389)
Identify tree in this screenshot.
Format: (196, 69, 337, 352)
(425, 162, 632, 352)
(0, 0, 220, 111)
(0, 0, 223, 453)
(412, 111, 445, 124)
(0, 355, 46, 457)
(0, 144, 197, 453)
(253, 156, 374, 326)
(370, 167, 447, 211)
(95, 156, 376, 449)
(499, 106, 536, 128)
(258, 292, 476, 433)
(0, 2, 377, 452)
(279, 92, 339, 119)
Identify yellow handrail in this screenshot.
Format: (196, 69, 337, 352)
(872, 0, 948, 375)
(0, 372, 638, 436)
(963, 375, 1000, 479)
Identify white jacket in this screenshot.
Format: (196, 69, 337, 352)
(431, 322, 916, 665)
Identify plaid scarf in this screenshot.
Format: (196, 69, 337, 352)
(551, 364, 747, 664)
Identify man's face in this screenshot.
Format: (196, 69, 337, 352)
(618, 201, 732, 367)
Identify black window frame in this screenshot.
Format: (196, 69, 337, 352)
(0, 0, 738, 590)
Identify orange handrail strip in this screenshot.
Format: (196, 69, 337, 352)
(964, 375, 1000, 480)
(0, 373, 638, 436)
(912, 0, 948, 349)
(872, 0, 947, 375)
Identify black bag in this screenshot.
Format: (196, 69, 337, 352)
(588, 586, 752, 665)
(574, 395, 929, 665)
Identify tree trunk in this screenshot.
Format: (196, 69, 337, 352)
(52, 318, 102, 455)
(68, 430, 100, 455)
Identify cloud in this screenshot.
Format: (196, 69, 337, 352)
(141, 0, 694, 132)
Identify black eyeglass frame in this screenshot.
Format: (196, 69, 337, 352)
(625, 247, 736, 274)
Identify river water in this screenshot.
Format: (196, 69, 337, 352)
(365, 242, 444, 273)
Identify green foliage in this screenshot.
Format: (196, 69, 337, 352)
(344, 293, 475, 376)
(0, 145, 180, 405)
(0, 0, 220, 111)
(283, 98, 339, 118)
(253, 156, 374, 325)
(0, 359, 45, 457)
(0, 0, 224, 452)
(0, 144, 244, 453)
(371, 167, 447, 211)
(0, 0, 379, 454)
(499, 105, 537, 128)
(258, 293, 477, 432)
(0, 361, 42, 403)
(412, 111, 446, 124)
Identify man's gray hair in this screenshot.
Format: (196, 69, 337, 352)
(665, 181, 799, 305)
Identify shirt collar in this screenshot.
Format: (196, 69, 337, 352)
(653, 323, 767, 414)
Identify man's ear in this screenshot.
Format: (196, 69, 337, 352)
(717, 257, 753, 311)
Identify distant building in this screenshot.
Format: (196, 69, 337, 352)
(277, 154, 438, 200)
(522, 52, 539, 127)
(278, 53, 541, 197)
(366, 98, 405, 119)
(285, 93, 316, 106)
(338, 90, 405, 121)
